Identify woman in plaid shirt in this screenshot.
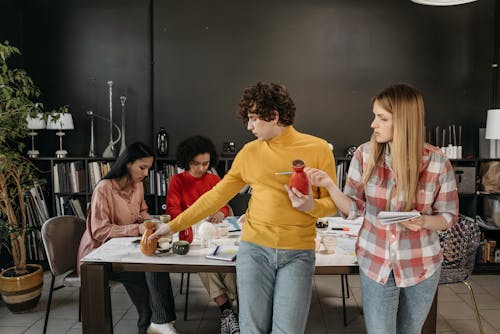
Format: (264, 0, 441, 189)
(287, 83, 459, 334)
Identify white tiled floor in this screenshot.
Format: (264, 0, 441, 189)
(1, 272, 499, 333)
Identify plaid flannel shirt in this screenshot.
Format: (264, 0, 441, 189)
(344, 143, 459, 287)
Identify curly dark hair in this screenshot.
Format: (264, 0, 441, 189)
(237, 82, 295, 126)
(175, 135, 218, 170)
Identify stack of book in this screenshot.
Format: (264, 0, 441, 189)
(24, 182, 50, 261)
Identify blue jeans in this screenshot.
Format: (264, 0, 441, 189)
(236, 241, 315, 334)
(360, 267, 440, 334)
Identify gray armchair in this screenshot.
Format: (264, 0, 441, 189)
(41, 215, 86, 334)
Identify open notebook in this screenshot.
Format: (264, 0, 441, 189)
(205, 245, 238, 262)
(377, 211, 421, 225)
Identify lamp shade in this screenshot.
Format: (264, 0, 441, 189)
(486, 109, 500, 140)
(26, 113, 46, 130)
(46, 113, 74, 130)
(411, 0, 477, 5)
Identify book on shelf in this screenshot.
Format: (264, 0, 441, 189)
(29, 182, 49, 223)
(205, 245, 238, 262)
(479, 239, 498, 263)
(54, 195, 85, 219)
(69, 161, 85, 193)
(70, 198, 86, 219)
(24, 184, 49, 261)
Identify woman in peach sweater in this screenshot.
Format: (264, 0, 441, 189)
(77, 142, 177, 334)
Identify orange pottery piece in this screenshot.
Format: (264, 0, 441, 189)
(140, 220, 157, 256)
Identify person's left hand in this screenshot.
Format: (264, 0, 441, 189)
(284, 184, 314, 212)
(400, 215, 425, 231)
(207, 211, 225, 224)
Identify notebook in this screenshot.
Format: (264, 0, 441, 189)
(377, 211, 421, 225)
(205, 245, 238, 262)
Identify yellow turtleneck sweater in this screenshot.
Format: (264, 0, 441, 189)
(168, 126, 337, 250)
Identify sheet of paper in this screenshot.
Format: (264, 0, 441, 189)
(317, 216, 363, 236)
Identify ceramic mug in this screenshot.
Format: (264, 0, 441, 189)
(157, 236, 173, 253)
(160, 214, 171, 224)
(172, 240, 190, 255)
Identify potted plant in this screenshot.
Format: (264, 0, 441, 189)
(0, 40, 67, 312)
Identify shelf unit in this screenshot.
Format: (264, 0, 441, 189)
(32, 156, 237, 217)
(449, 158, 500, 272)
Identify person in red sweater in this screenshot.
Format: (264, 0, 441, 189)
(166, 136, 239, 334)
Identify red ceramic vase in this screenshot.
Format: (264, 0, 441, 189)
(179, 227, 194, 244)
(289, 159, 309, 195)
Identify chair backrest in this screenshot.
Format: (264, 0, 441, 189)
(438, 215, 481, 284)
(41, 215, 86, 276)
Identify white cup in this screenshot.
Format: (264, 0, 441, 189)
(322, 236, 337, 254)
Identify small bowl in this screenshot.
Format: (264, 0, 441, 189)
(157, 237, 173, 253)
(172, 240, 190, 255)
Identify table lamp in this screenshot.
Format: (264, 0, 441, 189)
(46, 113, 74, 158)
(26, 113, 46, 158)
(486, 109, 500, 158)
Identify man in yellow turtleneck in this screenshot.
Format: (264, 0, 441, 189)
(151, 82, 337, 334)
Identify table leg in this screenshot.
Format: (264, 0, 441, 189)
(421, 289, 438, 334)
(81, 263, 113, 334)
(341, 274, 347, 326)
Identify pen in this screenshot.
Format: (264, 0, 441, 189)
(212, 245, 220, 256)
(331, 227, 350, 231)
(275, 171, 293, 175)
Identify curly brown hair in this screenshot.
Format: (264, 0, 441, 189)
(237, 82, 295, 126)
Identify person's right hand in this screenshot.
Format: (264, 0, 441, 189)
(284, 184, 314, 212)
(148, 223, 172, 241)
(305, 167, 336, 189)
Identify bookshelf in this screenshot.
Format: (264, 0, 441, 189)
(31, 156, 238, 218)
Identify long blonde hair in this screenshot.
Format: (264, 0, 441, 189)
(362, 83, 425, 211)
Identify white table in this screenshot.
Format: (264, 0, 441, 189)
(80, 224, 436, 333)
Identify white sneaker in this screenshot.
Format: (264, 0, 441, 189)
(147, 321, 178, 334)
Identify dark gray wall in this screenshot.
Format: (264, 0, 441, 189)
(1, 0, 152, 157)
(154, 0, 495, 157)
(1, 0, 497, 158)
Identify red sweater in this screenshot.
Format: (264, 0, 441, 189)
(166, 171, 230, 219)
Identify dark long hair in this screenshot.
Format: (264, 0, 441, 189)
(104, 142, 154, 180)
(175, 135, 218, 170)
